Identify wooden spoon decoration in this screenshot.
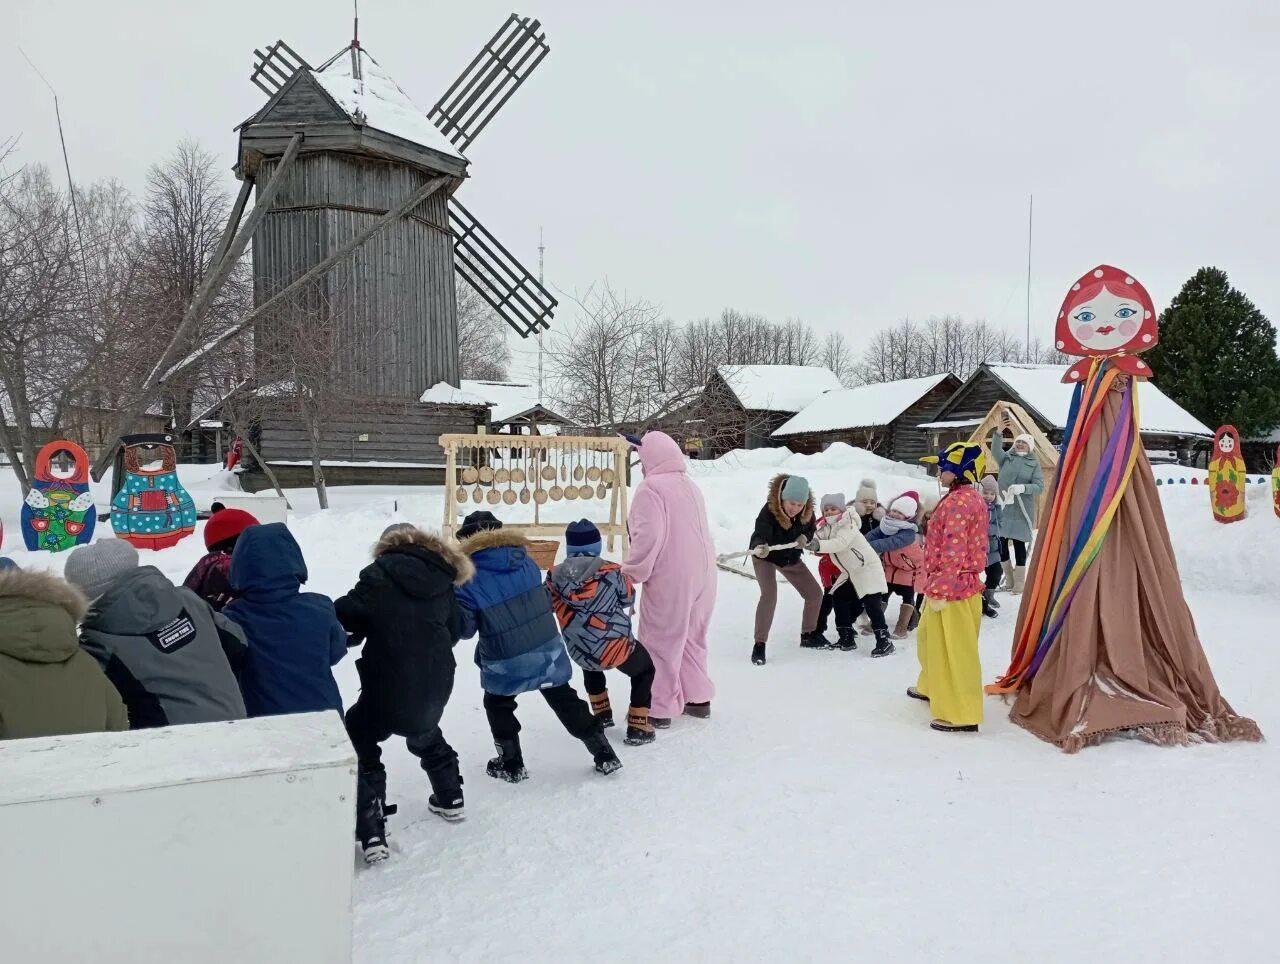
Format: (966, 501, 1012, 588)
(573, 447, 585, 482)
(503, 464, 517, 505)
(518, 450, 531, 504)
(461, 443, 479, 485)
(564, 448, 579, 501)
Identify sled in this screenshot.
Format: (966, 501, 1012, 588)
(1207, 425, 1246, 524)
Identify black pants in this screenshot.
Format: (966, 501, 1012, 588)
(483, 683, 601, 745)
(886, 583, 914, 605)
(1000, 537, 1028, 566)
(582, 642, 655, 709)
(345, 696, 460, 809)
(818, 582, 887, 633)
(985, 562, 1003, 590)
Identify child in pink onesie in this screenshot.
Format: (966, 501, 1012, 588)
(621, 431, 718, 728)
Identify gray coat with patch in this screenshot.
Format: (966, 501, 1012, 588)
(79, 566, 248, 729)
(989, 431, 1045, 544)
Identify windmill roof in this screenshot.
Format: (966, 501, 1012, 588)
(773, 374, 954, 437)
(983, 364, 1212, 438)
(310, 47, 466, 163)
(716, 365, 843, 414)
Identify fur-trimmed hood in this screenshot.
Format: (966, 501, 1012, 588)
(767, 473, 815, 529)
(374, 526, 475, 586)
(459, 527, 528, 557)
(0, 568, 89, 663)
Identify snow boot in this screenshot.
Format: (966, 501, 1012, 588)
(892, 605, 914, 639)
(589, 690, 614, 728)
(800, 630, 831, 649)
(982, 589, 999, 618)
(486, 738, 529, 784)
(999, 559, 1015, 592)
(870, 629, 895, 657)
(624, 707, 656, 745)
(355, 797, 389, 864)
(651, 716, 673, 729)
(427, 791, 466, 823)
(930, 720, 979, 733)
(990, 594, 1002, 609)
(584, 732, 623, 775)
(836, 627, 857, 652)
(683, 701, 711, 719)
(906, 686, 929, 702)
(751, 642, 767, 665)
(1011, 566, 1027, 594)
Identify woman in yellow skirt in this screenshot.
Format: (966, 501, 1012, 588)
(910, 443, 990, 732)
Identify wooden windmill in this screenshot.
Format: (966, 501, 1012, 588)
(92, 14, 558, 480)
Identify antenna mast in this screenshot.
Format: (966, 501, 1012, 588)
(1025, 193, 1033, 363)
(350, 0, 363, 88)
(537, 227, 545, 403)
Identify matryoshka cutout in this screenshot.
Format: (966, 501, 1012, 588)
(21, 440, 97, 552)
(1208, 425, 1246, 524)
(1271, 445, 1280, 520)
(110, 434, 198, 550)
(1055, 265, 1159, 384)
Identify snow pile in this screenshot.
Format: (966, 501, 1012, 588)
(418, 382, 491, 407)
(988, 364, 1212, 437)
(312, 48, 466, 163)
(716, 365, 842, 413)
(773, 373, 953, 436)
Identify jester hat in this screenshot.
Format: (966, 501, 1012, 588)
(921, 442, 985, 484)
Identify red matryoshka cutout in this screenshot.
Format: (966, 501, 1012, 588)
(1208, 425, 1246, 524)
(1271, 445, 1280, 520)
(1055, 265, 1159, 384)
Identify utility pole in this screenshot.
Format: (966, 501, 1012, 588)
(1025, 194, 1033, 363)
(537, 226, 545, 403)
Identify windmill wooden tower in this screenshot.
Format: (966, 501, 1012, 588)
(232, 15, 556, 485)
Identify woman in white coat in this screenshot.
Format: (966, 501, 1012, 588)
(808, 493, 895, 657)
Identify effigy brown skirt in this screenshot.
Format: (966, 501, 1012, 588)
(1007, 382, 1262, 752)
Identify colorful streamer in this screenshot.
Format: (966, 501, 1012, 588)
(988, 358, 1142, 693)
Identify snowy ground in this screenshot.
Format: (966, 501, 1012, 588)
(2, 447, 1277, 961)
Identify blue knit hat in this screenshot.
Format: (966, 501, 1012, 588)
(780, 475, 810, 503)
(565, 519, 602, 557)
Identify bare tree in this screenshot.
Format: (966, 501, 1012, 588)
(856, 315, 1068, 384)
(456, 279, 511, 381)
(820, 330, 857, 386)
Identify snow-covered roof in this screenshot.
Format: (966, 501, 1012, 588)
(311, 48, 466, 163)
(717, 366, 843, 414)
(985, 364, 1212, 438)
(918, 418, 984, 430)
(420, 382, 492, 407)
(773, 374, 954, 437)
(459, 380, 572, 424)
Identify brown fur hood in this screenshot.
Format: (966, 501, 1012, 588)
(458, 526, 529, 557)
(0, 567, 89, 622)
(373, 527, 475, 585)
(767, 473, 815, 528)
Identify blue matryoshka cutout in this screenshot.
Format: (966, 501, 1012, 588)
(110, 434, 197, 550)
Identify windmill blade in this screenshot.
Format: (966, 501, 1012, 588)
(429, 14, 549, 152)
(250, 40, 311, 96)
(450, 198, 556, 338)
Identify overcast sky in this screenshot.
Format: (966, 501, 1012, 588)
(6, 0, 1278, 384)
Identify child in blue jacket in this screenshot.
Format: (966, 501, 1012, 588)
(224, 523, 346, 717)
(454, 511, 621, 781)
(980, 476, 1003, 618)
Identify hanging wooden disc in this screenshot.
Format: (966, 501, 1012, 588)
(549, 480, 563, 501)
(503, 488, 517, 505)
(541, 461, 557, 482)
(512, 467, 526, 484)
(455, 485, 467, 504)
(601, 468, 616, 485)
(596, 482, 607, 499)
(495, 467, 510, 484)
(461, 464, 478, 485)
(574, 483, 591, 500)
(486, 487, 501, 505)
(472, 484, 484, 504)
(534, 487, 548, 505)
(479, 465, 494, 484)
(587, 464, 602, 482)
(519, 485, 531, 505)
(564, 479, 578, 501)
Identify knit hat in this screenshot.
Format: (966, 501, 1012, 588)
(855, 478, 877, 503)
(980, 475, 999, 496)
(380, 522, 416, 539)
(921, 442, 985, 484)
(203, 507, 259, 551)
(820, 492, 846, 513)
(64, 538, 140, 600)
(780, 475, 810, 503)
(565, 519, 602, 557)
(0, 557, 17, 572)
(457, 510, 503, 541)
(1013, 433, 1035, 453)
(888, 492, 919, 518)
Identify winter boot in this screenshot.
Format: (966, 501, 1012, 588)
(624, 707, 656, 745)
(355, 797, 389, 864)
(930, 720, 979, 733)
(906, 686, 929, 702)
(751, 642, 767, 666)
(836, 627, 857, 652)
(485, 738, 529, 784)
(651, 716, 673, 729)
(683, 701, 711, 719)
(589, 690, 614, 728)
(800, 630, 832, 649)
(981, 589, 998, 619)
(427, 790, 466, 822)
(892, 605, 915, 639)
(990, 594, 1001, 609)
(999, 560, 1015, 592)
(1011, 566, 1027, 594)
(584, 732, 623, 775)
(907, 606, 922, 632)
(870, 629, 896, 657)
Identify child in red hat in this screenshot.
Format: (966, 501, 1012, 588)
(183, 504, 259, 610)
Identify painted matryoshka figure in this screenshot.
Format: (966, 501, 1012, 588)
(21, 440, 97, 552)
(1271, 445, 1280, 520)
(110, 434, 198, 550)
(1207, 425, 1247, 524)
(1054, 264, 1159, 385)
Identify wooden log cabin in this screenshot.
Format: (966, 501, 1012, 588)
(772, 373, 962, 463)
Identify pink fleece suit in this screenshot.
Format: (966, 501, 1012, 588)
(622, 432, 718, 719)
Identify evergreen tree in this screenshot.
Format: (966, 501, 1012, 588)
(1146, 267, 1280, 437)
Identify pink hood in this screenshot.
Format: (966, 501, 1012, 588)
(634, 431, 686, 476)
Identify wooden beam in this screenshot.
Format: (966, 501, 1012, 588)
(92, 132, 305, 480)
(211, 176, 254, 269)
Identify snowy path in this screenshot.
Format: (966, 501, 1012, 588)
(350, 582, 1277, 962)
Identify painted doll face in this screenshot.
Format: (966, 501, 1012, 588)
(1219, 435, 1236, 454)
(1066, 287, 1144, 353)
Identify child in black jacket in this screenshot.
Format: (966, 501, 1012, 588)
(748, 474, 823, 665)
(334, 523, 475, 864)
